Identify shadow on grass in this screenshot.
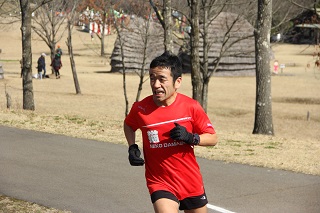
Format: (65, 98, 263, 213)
(273, 97, 320, 105)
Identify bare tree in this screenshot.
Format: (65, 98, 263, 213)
(32, 0, 68, 64)
(188, 0, 202, 103)
(251, 0, 316, 135)
(0, 0, 20, 23)
(19, 0, 51, 110)
(113, 13, 129, 116)
(20, 0, 34, 110)
(288, 0, 319, 9)
(117, 0, 317, 122)
(265, 0, 316, 37)
(149, 0, 202, 102)
(163, 0, 173, 52)
(1, 0, 37, 110)
(113, 1, 160, 116)
(149, 0, 174, 51)
(134, 13, 153, 102)
(1, 0, 54, 110)
(66, 0, 81, 94)
(253, 0, 274, 135)
(148, 1, 255, 111)
(198, 1, 257, 111)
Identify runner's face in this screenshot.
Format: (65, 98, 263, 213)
(149, 67, 181, 106)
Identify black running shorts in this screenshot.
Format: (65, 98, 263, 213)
(151, 190, 208, 210)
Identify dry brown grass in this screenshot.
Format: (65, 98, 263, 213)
(0, 195, 71, 213)
(0, 22, 319, 180)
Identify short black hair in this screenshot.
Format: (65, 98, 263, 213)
(150, 51, 182, 82)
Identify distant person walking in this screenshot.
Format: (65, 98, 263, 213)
(51, 53, 62, 79)
(37, 53, 46, 79)
(273, 60, 279, 74)
(56, 44, 63, 56)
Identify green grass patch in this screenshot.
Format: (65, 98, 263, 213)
(88, 120, 100, 127)
(226, 139, 242, 147)
(0, 59, 19, 62)
(265, 141, 282, 149)
(53, 116, 62, 121)
(264, 145, 276, 149)
(64, 115, 86, 124)
(206, 146, 217, 149)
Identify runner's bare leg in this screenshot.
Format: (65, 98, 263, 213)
(153, 198, 179, 213)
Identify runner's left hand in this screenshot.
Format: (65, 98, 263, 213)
(170, 123, 194, 144)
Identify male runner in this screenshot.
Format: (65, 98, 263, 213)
(124, 51, 218, 213)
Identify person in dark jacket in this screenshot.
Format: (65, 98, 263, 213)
(50, 53, 62, 79)
(37, 53, 46, 79)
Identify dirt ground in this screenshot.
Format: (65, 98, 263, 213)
(0, 22, 319, 179)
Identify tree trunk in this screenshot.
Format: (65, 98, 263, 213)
(31, 1, 68, 74)
(6, 91, 11, 109)
(51, 9, 56, 74)
(190, 0, 202, 103)
(100, 12, 106, 56)
(50, 45, 55, 74)
(253, 0, 274, 135)
(202, 78, 209, 112)
(20, 0, 35, 110)
(163, 0, 173, 52)
(200, 0, 210, 111)
(67, 20, 81, 95)
(121, 35, 129, 116)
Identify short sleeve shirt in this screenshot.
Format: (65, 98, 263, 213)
(125, 93, 216, 200)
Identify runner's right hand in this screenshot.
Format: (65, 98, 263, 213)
(128, 144, 145, 166)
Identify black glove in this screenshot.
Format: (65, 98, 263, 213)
(170, 123, 200, 145)
(128, 144, 145, 166)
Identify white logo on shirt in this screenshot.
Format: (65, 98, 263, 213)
(147, 130, 160, 143)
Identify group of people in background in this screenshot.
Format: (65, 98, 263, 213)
(35, 44, 63, 79)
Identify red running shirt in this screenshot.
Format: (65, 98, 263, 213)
(125, 93, 215, 200)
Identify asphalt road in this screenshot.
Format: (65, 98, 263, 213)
(1, 125, 319, 213)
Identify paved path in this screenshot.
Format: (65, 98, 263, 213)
(1, 125, 319, 213)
